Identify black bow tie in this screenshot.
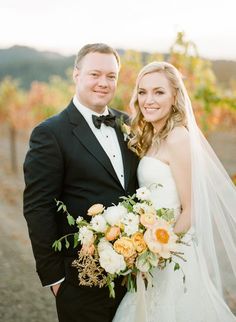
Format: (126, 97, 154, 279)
(92, 113, 116, 129)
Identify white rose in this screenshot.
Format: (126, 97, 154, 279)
(121, 212, 140, 236)
(132, 202, 144, 213)
(124, 223, 139, 236)
(97, 238, 113, 253)
(90, 215, 107, 233)
(78, 226, 94, 246)
(122, 212, 139, 226)
(133, 203, 155, 215)
(99, 248, 126, 274)
(103, 204, 128, 226)
(136, 187, 151, 201)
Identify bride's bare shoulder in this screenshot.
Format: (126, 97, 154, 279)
(165, 127, 191, 163)
(166, 126, 189, 146)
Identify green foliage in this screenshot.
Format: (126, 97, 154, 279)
(174, 262, 180, 271)
(74, 233, 79, 248)
(52, 239, 62, 252)
(156, 208, 175, 222)
(55, 199, 75, 226)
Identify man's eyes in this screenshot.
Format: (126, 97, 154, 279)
(90, 73, 99, 77)
(89, 73, 116, 80)
(108, 75, 117, 80)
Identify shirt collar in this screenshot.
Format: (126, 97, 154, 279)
(73, 95, 109, 126)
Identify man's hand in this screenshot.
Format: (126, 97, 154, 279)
(51, 283, 61, 296)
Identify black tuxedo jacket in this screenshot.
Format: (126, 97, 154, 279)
(23, 100, 138, 286)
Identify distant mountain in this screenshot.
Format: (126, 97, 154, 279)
(0, 45, 75, 88)
(0, 45, 235, 89)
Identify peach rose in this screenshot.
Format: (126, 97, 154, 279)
(131, 232, 147, 253)
(87, 204, 104, 216)
(105, 226, 121, 241)
(113, 237, 136, 258)
(140, 212, 157, 228)
(81, 243, 95, 256)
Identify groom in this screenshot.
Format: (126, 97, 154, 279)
(23, 43, 138, 322)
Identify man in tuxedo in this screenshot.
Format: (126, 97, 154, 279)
(23, 43, 138, 322)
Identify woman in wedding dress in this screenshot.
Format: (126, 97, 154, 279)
(113, 62, 236, 322)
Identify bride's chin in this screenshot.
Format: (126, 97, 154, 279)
(144, 116, 158, 123)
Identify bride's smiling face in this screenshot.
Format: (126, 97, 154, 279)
(137, 71, 175, 127)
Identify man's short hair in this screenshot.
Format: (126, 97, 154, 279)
(74, 43, 120, 69)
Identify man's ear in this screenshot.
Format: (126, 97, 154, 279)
(73, 68, 79, 83)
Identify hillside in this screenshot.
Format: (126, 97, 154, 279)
(0, 45, 235, 89)
(0, 45, 74, 88)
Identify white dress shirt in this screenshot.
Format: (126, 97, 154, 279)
(46, 96, 125, 288)
(73, 95, 125, 187)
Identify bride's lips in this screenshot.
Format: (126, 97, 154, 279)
(144, 107, 160, 111)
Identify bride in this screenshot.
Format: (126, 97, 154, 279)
(113, 62, 236, 321)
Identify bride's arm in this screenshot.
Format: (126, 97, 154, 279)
(166, 127, 191, 234)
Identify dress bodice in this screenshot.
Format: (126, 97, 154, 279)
(137, 156, 181, 211)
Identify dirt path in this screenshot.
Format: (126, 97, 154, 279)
(0, 209, 57, 322)
(0, 129, 235, 321)
(0, 131, 57, 322)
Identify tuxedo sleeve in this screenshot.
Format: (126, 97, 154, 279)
(23, 123, 65, 286)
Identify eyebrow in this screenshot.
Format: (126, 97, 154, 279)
(88, 69, 117, 74)
(138, 86, 165, 90)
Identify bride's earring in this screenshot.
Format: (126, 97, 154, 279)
(172, 105, 176, 112)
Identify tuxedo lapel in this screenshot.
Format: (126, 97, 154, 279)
(66, 102, 122, 187)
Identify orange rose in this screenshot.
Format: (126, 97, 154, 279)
(113, 237, 136, 258)
(131, 232, 147, 253)
(105, 226, 121, 241)
(87, 204, 104, 216)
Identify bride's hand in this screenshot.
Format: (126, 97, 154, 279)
(173, 210, 191, 235)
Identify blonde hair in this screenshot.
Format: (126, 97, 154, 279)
(128, 61, 187, 157)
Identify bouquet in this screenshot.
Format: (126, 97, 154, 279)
(53, 186, 186, 298)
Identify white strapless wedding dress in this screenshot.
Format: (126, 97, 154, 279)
(113, 156, 236, 322)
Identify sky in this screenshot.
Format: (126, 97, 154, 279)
(0, 0, 236, 60)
